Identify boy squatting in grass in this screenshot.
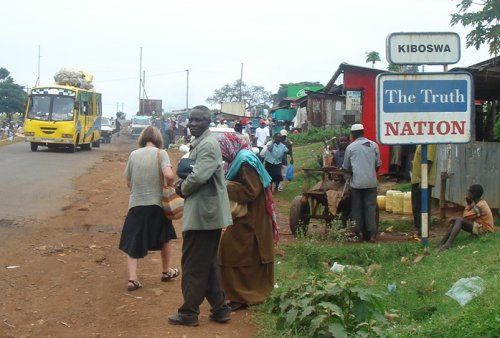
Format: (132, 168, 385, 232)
(439, 184, 495, 251)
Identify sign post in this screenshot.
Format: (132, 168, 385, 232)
(377, 72, 473, 247)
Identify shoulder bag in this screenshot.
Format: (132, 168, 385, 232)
(157, 150, 184, 220)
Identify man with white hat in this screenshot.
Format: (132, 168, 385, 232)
(342, 123, 382, 242)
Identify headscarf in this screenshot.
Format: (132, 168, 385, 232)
(215, 132, 280, 243)
(216, 132, 251, 166)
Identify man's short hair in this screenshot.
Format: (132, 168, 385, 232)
(469, 184, 484, 198)
(190, 105, 211, 121)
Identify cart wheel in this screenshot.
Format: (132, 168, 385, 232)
(289, 196, 310, 237)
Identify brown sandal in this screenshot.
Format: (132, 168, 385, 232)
(161, 268, 180, 282)
(127, 280, 142, 291)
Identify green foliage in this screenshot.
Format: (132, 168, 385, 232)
(496, 110, 500, 140)
(260, 232, 500, 337)
(288, 127, 350, 145)
(206, 80, 273, 113)
(387, 64, 420, 73)
(390, 181, 412, 192)
(365, 51, 381, 68)
(450, 0, 500, 55)
(270, 274, 387, 337)
(116, 111, 126, 120)
(0, 67, 27, 113)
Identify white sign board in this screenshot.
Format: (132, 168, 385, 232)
(376, 72, 473, 145)
(387, 32, 461, 65)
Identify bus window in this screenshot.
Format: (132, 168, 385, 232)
(82, 101, 89, 115)
(27, 96, 51, 121)
(52, 96, 75, 121)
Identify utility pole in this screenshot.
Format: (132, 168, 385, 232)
(185, 69, 189, 110)
(239, 63, 243, 101)
(138, 47, 142, 115)
(35, 45, 41, 86)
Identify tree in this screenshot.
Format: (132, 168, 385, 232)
(206, 80, 273, 113)
(365, 51, 381, 68)
(116, 112, 126, 120)
(387, 64, 420, 72)
(450, 0, 500, 55)
(0, 68, 26, 114)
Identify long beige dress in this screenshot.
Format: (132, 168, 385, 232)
(218, 164, 275, 305)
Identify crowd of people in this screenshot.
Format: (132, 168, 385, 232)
(119, 107, 495, 327)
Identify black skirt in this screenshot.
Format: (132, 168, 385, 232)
(119, 205, 177, 259)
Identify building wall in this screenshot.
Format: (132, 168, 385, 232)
(434, 142, 499, 209)
(343, 68, 390, 174)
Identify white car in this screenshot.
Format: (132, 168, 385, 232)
(100, 117, 115, 144)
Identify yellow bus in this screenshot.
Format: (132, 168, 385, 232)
(23, 85, 102, 152)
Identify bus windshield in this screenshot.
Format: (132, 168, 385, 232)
(27, 96, 75, 121)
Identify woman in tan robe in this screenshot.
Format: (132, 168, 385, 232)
(215, 133, 277, 311)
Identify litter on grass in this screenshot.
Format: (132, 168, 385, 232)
(446, 276, 485, 306)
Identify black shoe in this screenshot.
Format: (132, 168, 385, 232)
(208, 311, 231, 323)
(227, 301, 248, 311)
(167, 313, 199, 327)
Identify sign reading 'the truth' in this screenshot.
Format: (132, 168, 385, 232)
(376, 72, 473, 145)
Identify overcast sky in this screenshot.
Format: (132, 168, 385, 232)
(2, 0, 492, 118)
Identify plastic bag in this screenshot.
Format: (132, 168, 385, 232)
(259, 146, 267, 158)
(286, 164, 294, 181)
(445, 276, 485, 306)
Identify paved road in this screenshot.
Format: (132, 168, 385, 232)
(0, 140, 107, 222)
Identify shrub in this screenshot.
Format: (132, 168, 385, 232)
(289, 127, 350, 145)
(270, 274, 387, 337)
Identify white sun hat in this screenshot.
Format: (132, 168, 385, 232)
(350, 123, 364, 131)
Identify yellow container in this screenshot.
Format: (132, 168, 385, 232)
(403, 192, 413, 215)
(386, 190, 399, 213)
(393, 192, 404, 214)
(377, 195, 386, 210)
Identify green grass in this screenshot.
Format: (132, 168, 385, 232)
(257, 233, 500, 337)
(269, 140, 500, 336)
(277, 142, 323, 215)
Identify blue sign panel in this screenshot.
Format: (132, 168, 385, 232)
(383, 80, 468, 112)
(376, 72, 473, 145)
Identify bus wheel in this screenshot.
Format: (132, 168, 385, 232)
(81, 141, 92, 151)
(30, 142, 38, 152)
(68, 144, 76, 153)
(93, 139, 100, 148)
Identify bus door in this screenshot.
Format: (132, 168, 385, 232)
(80, 93, 91, 144)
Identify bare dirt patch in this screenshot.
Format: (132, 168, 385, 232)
(0, 136, 255, 337)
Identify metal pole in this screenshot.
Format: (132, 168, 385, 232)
(239, 63, 243, 101)
(138, 47, 142, 114)
(142, 70, 146, 114)
(36, 45, 41, 86)
(421, 144, 429, 248)
(185, 69, 189, 110)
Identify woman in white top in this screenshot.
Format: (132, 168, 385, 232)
(119, 126, 179, 291)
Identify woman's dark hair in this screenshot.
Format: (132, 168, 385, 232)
(138, 126, 163, 148)
(468, 184, 484, 198)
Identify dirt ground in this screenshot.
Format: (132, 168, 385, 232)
(0, 134, 458, 337)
